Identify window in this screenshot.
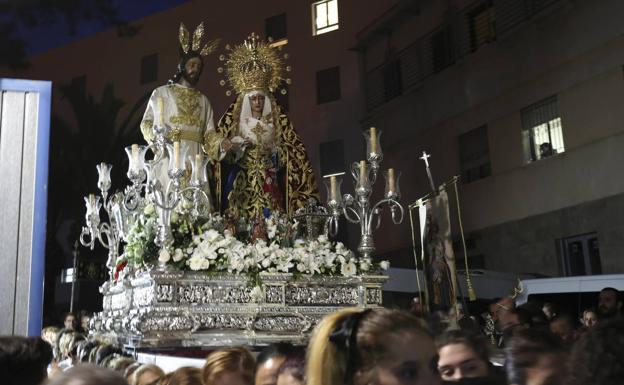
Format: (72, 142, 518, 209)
(140, 53, 158, 85)
(432, 26, 454, 73)
(521, 95, 565, 162)
(459, 125, 491, 183)
(383, 57, 402, 101)
(319, 139, 345, 177)
(266, 13, 287, 42)
(560, 233, 601, 276)
(312, 0, 339, 36)
(468, 0, 496, 51)
(316, 66, 340, 104)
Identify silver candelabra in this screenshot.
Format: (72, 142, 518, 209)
(325, 127, 404, 260)
(80, 117, 211, 277)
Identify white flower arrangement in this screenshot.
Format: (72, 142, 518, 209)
(117, 210, 390, 283)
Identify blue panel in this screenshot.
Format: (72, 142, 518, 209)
(0, 78, 52, 336)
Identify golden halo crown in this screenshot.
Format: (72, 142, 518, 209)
(179, 22, 220, 56)
(218, 32, 291, 96)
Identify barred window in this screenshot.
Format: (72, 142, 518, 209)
(468, 0, 496, 51)
(521, 95, 565, 162)
(312, 0, 339, 36)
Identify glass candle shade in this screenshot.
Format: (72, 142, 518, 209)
(323, 174, 343, 205)
(96, 162, 112, 192)
(125, 144, 148, 174)
(84, 194, 101, 223)
(189, 153, 209, 185)
(352, 160, 371, 190)
(167, 141, 188, 171)
(384, 168, 401, 199)
(364, 127, 383, 161)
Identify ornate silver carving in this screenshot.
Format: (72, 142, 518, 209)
(92, 270, 387, 349)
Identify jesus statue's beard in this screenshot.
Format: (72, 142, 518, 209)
(182, 70, 200, 86)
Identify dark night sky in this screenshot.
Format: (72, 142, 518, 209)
(12, 0, 188, 55)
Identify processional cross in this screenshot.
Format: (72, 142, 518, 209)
(419, 151, 436, 193)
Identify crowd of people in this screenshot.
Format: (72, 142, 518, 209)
(1, 287, 622, 385)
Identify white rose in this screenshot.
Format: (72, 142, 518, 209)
(341, 261, 357, 277)
(158, 249, 171, 263)
(173, 248, 184, 262)
(143, 203, 155, 216)
(296, 263, 306, 272)
(380, 260, 390, 270)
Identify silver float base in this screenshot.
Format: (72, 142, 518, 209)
(90, 270, 387, 350)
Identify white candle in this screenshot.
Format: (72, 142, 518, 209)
(387, 168, 395, 194)
(330, 175, 338, 201)
(131, 144, 139, 170)
(195, 154, 202, 181)
(173, 141, 180, 169)
(359, 160, 367, 186)
(370, 127, 378, 154)
(157, 97, 164, 126)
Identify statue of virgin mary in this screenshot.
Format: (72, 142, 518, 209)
(204, 33, 319, 219)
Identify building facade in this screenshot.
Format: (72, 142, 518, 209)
(359, 0, 624, 276)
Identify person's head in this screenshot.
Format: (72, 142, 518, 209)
(248, 91, 266, 116)
(79, 310, 92, 331)
(41, 326, 60, 348)
(109, 356, 136, 373)
(77, 340, 98, 363)
(124, 362, 142, 383)
(598, 287, 622, 319)
(95, 344, 121, 367)
(46, 364, 127, 385)
(276, 348, 306, 385)
(306, 307, 441, 385)
(566, 317, 624, 385)
(63, 312, 77, 330)
(489, 297, 514, 321)
(436, 330, 491, 381)
(175, 53, 204, 87)
(581, 308, 598, 328)
(159, 366, 203, 385)
(541, 303, 557, 320)
(549, 314, 577, 344)
(498, 308, 531, 335)
(255, 343, 294, 385)
(505, 328, 567, 385)
(203, 347, 255, 385)
(57, 331, 84, 361)
(133, 363, 165, 385)
(0, 336, 53, 385)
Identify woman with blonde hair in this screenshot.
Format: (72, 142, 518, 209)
(158, 367, 203, 385)
(307, 307, 441, 385)
(203, 346, 255, 385)
(132, 363, 165, 385)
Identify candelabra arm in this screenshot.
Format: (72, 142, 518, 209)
(343, 205, 362, 224)
(80, 226, 95, 250)
(328, 216, 340, 237)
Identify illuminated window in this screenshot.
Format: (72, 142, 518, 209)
(312, 0, 339, 36)
(521, 95, 565, 163)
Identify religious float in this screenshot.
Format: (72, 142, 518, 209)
(79, 28, 404, 350)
